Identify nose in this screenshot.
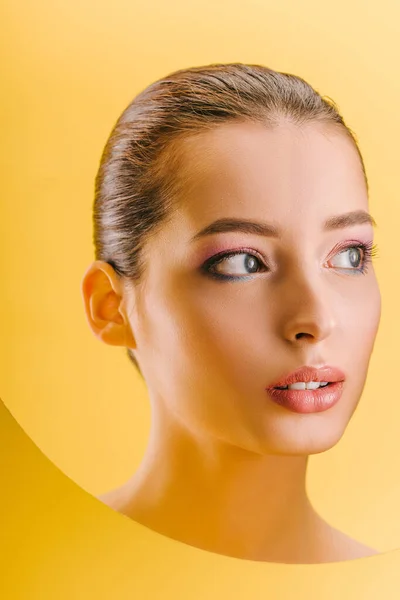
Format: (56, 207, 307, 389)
(279, 274, 336, 345)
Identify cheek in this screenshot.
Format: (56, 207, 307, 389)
(137, 289, 232, 391)
(342, 283, 381, 372)
(147, 296, 260, 402)
(354, 282, 381, 339)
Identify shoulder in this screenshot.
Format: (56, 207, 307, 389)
(336, 531, 378, 559)
(321, 525, 378, 562)
(97, 486, 130, 512)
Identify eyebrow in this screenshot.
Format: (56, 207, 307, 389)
(191, 210, 377, 241)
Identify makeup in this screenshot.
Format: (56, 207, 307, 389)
(266, 365, 345, 414)
(197, 237, 377, 281)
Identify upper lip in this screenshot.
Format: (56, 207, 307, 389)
(267, 365, 346, 388)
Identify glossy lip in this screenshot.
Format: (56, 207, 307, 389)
(267, 365, 346, 388)
(265, 365, 346, 414)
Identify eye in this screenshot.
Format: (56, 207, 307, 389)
(203, 250, 267, 280)
(330, 246, 364, 270)
(201, 241, 378, 282)
(328, 241, 379, 275)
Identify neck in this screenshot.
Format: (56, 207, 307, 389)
(120, 409, 325, 563)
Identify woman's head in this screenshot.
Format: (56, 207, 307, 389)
(82, 63, 381, 456)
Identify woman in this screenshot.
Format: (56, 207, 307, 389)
(81, 63, 381, 564)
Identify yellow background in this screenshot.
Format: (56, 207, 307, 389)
(1, 399, 400, 598)
(2, 0, 400, 595)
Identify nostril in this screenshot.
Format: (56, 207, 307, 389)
(295, 332, 312, 340)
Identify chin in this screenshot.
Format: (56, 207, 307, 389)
(249, 417, 351, 457)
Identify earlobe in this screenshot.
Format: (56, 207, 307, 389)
(81, 261, 136, 349)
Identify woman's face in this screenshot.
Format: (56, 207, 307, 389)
(125, 120, 381, 455)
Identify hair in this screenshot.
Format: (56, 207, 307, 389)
(93, 62, 367, 375)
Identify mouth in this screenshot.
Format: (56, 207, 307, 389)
(267, 365, 346, 389)
(266, 366, 346, 414)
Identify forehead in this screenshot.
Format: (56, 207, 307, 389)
(170, 120, 367, 224)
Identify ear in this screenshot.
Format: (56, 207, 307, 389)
(81, 261, 136, 348)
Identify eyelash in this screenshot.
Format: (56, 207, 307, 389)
(201, 241, 379, 282)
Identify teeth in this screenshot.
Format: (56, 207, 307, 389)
(276, 381, 330, 390)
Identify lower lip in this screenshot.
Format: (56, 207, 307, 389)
(266, 382, 344, 414)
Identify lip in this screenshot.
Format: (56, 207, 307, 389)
(267, 365, 346, 388)
(266, 365, 346, 414)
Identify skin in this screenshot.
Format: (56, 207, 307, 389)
(82, 119, 381, 564)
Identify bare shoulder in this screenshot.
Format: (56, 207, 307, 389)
(320, 523, 378, 562)
(97, 485, 130, 512)
(335, 529, 378, 559)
